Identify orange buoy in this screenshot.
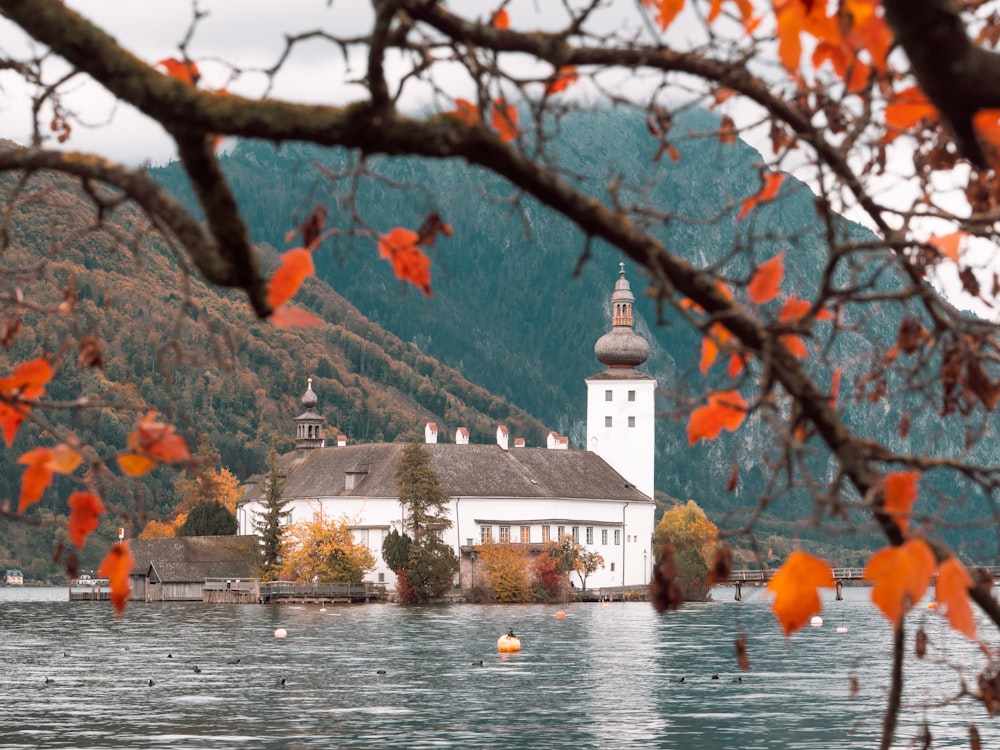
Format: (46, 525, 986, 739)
(928, 602, 938, 610)
(498, 629, 521, 653)
(555, 610, 567, 619)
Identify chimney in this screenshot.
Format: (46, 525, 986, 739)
(496, 424, 509, 451)
(456, 427, 470, 445)
(425, 422, 439, 444)
(547, 431, 569, 450)
(514, 437, 525, 448)
(337, 434, 347, 447)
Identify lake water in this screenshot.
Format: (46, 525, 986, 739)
(0, 585, 993, 749)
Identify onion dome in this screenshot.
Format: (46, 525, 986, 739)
(594, 264, 649, 368)
(301, 378, 318, 409)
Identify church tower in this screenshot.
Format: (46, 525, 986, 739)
(585, 264, 656, 499)
(294, 377, 326, 456)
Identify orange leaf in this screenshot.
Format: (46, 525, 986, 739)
(883, 86, 938, 143)
(545, 66, 579, 97)
(727, 352, 745, 379)
(865, 539, 936, 627)
(882, 470, 920, 537)
(267, 248, 314, 309)
(738, 173, 785, 221)
(774, 1, 804, 75)
(449, 99, 480, 126)
(491, 8, 509, 29)
(68, 491, 105, 550)
(747, 252, 785, 304)
(270, 305, 324, 328)
(642, 0, 685, 31)
(719, 115, 737, 146)
(928, 232, 965, 263)
(0, 357, 54, 447)
(766, 551, 835, 635)
(18, 447, 54, 514)
(378, 228, 433, 296)
(118, 452, 158, 477)
(700, 336, 720, 375)
(687, 390, 747, 444)
(491, 98, 519, 142)
(98, 542, 135, 618)
(830, 366, 842, 407)
(157, 58, 200, 86)
(936, 557, 977, 640)
(121, 412, 191, 475)
(973, 109, 1000, 156)
(779, 295, 811, 322)
(779, 333, 809, 360)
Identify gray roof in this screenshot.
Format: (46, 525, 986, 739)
(241, 443, 650, 503)
(129, 536, 258, 581)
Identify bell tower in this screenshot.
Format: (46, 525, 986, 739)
(294, 377, 326, 455)
(585, 265, 656, 499)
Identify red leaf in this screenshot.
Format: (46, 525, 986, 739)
(545, 66, 579, 97)
(779, 295, 811, 322)
(864, 540, 936, 627)
(642, 0, 685, 31)
(157, 58, 200, 85)
(0, 357, 54, 447)
(936, 557, 977, 640)
(883, 86, 938, 143)
(882, 470, 920, 537)
(98, 542, 135, 618)
(738, 173, 785, 221)
(378, 228, 433, 296)
(491, 98, 519, 142)
(491, 8, 509, 29)
(270, 305, 324, 328)
(687, 390, 747, 444)
(18, 447, 54, 514)
(448, 99, 480, 126)
(747, 252, 785, 304)
(267, 248, 315, 309)
(766, 551, 835, 635)
(780, 333, 809, 360)
(68, 491, 105, 550)
(928, 232, 964, 263)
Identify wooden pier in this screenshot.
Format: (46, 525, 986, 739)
(68, 578, 111, 601)
(259, 580, 380, 604)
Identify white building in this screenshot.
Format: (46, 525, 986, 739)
(237, 268, 657, 591)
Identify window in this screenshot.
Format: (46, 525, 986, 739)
(610, 562, 616, 572)
(601, 529, 608, 545)
(614, 529, 621, 545)
(605, 416, 612, 428)
(628, 390, 636, 402)
(481, 526, 492, 542)
(628, 416, 636, 428)
(499, 525, 511, 543)
(586, 527, 594, 544)
(605, 389, 613, 401)
(520, 526, 530, 544)
(557, 525, 565, 538)
(542, 525, 550, 543)
(572, 526, 580, 542)
(378, 572, 385, 583)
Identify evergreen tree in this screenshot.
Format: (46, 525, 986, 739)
(254, 450, 290, 581)
(178, 500, 237, 536)
(395, 442, 451, 542)
(404, 536, 458, 603)
(394, 442, 457, 601)
(381, 528, 412, 572)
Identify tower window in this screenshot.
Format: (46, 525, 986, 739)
(628, 416, 636, 428)
(601, 529, 608, 545)
(628, 390, 636, 402)
(605, 389, 613, 401)
(605, 416, 612, 428)
(614, 529, 621, 545)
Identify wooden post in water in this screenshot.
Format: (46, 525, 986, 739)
(835, 579, 843, 601)
(734, 581, 742, 601)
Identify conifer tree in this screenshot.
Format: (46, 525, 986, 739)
(254, 450, 290, 581)
(395, 442, 451, 542)
(394, 442, 457, 601)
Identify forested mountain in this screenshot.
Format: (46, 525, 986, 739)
(0, 147, 549, 578)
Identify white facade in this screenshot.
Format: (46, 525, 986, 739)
(237, 266, 658, 593)
(586, 375, 656, 499)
